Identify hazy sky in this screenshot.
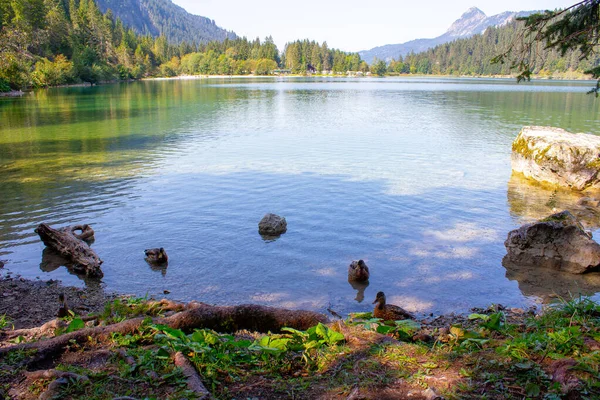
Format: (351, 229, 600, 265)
(172, 0, 576, 52)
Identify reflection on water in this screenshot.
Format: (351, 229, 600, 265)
(1, 77, 600, 315)
(507, 172, 600, 229)
(348, 280, 369, 303)
(503, 257, 600, 301)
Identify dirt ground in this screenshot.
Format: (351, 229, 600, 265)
(0, 271, 117, 330)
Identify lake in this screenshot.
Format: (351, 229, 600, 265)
(1, 76, 600, 316)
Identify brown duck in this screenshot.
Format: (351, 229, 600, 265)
(373, 291, 415, 321)
(348, 259, 370, 282)
(145, 248, 168, 264)
(57, 293, 70, 318)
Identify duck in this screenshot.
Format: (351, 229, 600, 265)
(144, 248, 168, 264)
(372, 291, 415, 321)
(348, 259, 370, 282)
(57, 293, 70, 318)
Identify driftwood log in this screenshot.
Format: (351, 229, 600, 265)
(35, 223, 103, 278)
(0, 302, 327, 366)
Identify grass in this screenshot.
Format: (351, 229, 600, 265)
(2, 296, 599, 399)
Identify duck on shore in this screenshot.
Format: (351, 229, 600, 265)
(372, 291, 415, 321)
(348, 260, 370, 282)
(57, 293, 69, 318)
(144, 248, 168, 264)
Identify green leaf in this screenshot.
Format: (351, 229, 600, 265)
(450, 326, 465, 339)
(468, 313, 489, 321)
(395, 320, 421, 332)
(525, 383, 540, 397)
(281, 327, 309, 338)
(156, 347, 170, 359)
(349, 312, 373, 319)
(376, 325, 395, 334)
(482, 312, 504, 331)
(191, 331, 206, 344)
(315, 323, 345, 344)
(66, 318, 85, 333)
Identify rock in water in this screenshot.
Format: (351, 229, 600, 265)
(504, 211, 600, 274)
(511, 126, 600, 191)
(258, 213, 287, 236)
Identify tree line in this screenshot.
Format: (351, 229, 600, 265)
(0, 0, 364, 91)
(1, 0, 597, 93)
(383, 19, 599, 78)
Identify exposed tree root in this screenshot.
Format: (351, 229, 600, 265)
(0, 302, 327, 366)
(173, 352, 211, 399)
(1, 319, 66, 341)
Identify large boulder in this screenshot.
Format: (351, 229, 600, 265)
(504, 211, 600, 274)
(511, 126, 600, 191)
(258, 213, 287, 236)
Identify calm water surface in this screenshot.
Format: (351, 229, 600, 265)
(1, 77, 600, 315)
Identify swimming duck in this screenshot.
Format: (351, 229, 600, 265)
(57, 293, 70, 318)
(373, 291, 415, 321)
(144, 248, 168, 264)
(348, 260, 370, 282)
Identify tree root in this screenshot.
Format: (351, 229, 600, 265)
(1, 319, 66, 341)
(0, 302, 327, 367)
(173, 352, 211, 399)
(23, 369, 90, 400)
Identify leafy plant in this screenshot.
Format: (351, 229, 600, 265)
(469, 311, 505, 331)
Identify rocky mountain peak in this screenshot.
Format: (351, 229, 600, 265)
(447, 7, 487, 37)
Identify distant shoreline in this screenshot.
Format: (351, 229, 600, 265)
(143, 73, 596, 81)
(1, 73, 595, 96)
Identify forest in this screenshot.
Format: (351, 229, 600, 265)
(0, 0, 364, 91)
(385, 19, 600, 78)
(1, 0, 598, 93)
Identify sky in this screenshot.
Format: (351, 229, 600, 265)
(172, 0, 577, 53)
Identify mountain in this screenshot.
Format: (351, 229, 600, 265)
(95, 0, 236, 44)
(359, 7, 535, 64)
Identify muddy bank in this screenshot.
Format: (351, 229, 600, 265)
(0, 272, 118, 330)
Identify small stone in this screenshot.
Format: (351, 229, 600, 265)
(423, 387, 442, 400)
(163, 290, 170, 294)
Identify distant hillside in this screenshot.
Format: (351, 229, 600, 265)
(360, 7, 535, 64)
(391, 18, 599, 77)
(95, 0, 236, 44)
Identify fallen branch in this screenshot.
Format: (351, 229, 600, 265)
(25, 369, 90, 382)
(35, 223, 103, 278)
(0, 302, 327, 366)
(173, 352, 211, 399)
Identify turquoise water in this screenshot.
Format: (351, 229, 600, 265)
(1, 77, 599, 315)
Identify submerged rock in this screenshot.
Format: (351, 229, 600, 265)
(258, 213, 287, 236)
(504, 210, 600, 274)
(511, 126, 600, 191)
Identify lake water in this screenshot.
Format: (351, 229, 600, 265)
(1, 77, 600, 316)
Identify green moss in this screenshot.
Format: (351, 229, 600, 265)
(541, 211, 571, 223)
(585, 159, 600, 169)
(512, 137, 566, 168)
(512, 136, 534, 158)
